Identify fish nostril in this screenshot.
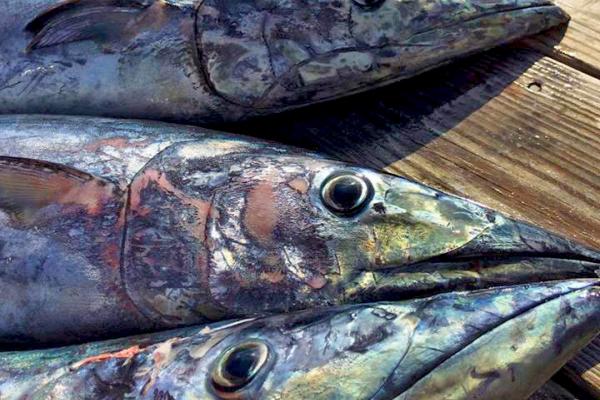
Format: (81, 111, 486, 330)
(373, 202, 386, 214)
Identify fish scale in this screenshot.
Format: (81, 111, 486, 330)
(0, 0, 591, 398)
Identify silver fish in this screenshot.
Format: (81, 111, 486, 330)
(1, 115, 598, 346)
(0, 0, 568, 123)
(0, 280, 598, 399)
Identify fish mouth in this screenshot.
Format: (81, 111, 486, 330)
(376, 279, 600, 399)
(253, 0, 569, 110)
(345, 216, 600, 303)
(356, 256, 600, 304)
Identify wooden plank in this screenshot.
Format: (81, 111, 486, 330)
(224, 46, 600, 397)
(523, 0, 600, 78)
(556, 336, 600, 399)
(531, 380, 580, 399)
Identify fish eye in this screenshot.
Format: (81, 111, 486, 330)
(352, 0, 386, 10)
(211, 341, 269, 396)
(321, 173, 373, 215)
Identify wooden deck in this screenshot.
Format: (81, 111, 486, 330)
(227, 0, 600, 397)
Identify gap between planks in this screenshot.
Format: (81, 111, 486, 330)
(522, 0, 600, 79)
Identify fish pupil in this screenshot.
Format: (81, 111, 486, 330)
(223, 347, 259, 381)
(212, 341, 269, 394)
(331, 179, 364, 210)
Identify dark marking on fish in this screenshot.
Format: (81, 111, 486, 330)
(348, 326, 391, 353)
(153, 390, 176, 400)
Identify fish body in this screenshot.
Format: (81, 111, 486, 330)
(0, 0, 568, 124)
(1, 115, 599, 346)
(0, 280, 598, 399)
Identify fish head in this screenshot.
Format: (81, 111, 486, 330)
(197, 0, 568, 111)
(124, 138, 600, 323)
(108, 280, 598, 399)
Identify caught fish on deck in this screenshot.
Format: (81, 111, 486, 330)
(0, 280, 598, 399)
(1, 115, 598, 346)
(0, 0, 568, 123)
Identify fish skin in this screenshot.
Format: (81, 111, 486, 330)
(1, 115, 599, 345)
(0, 0, 568, 124)
(0, 280, 598, 399)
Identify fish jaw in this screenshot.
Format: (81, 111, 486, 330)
(263, 280, 600, 399)
(197, 0, 568, 112)
(332, 168, 600, 303)
(121, 146, 600, 323)
(392, 281, 600, 400)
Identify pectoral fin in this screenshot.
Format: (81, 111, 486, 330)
(0, 157, 117, 222)
(25, 0, 154, 51)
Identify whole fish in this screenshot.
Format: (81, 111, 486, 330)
(0, 0, 567, 123)
(0, 280, 598, 399)
(1, 115, 599, 346)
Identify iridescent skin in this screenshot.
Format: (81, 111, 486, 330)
(1, 115, 599, 345)
(0, 0, 568, 123)
(0, 280, 598, 399)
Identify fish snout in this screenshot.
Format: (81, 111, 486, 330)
(342, 178, 600, 302)
(266, 280, 599, 399)
(385, 279, 600, 399)
(326, 0, 569, 98)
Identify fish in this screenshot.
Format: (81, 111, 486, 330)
(0, 280, 598, 399)
(0, 0, 568, 124)
(1, 115, 599, 346)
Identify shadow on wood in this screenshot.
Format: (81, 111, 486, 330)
(219, 47, 550, 170)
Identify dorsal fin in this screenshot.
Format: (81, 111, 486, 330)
(0, 156, 116, 222)
(25, 0, 155, 51)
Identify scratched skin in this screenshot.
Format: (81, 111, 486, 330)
(0, 115, 599, 346)
(0, 281, 598, 399)
(0, 0, 567, 124)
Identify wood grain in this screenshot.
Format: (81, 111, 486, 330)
(523, 0, 600, 79)
(556, 336, 600, 399)
(385, 52, 600, 249)
(531, 381, 579, 399)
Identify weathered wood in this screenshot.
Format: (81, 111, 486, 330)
(385, 52, 600, 249)
(556, 336, 600, 399)
(531, 381, 579, 399)
(523, 0, 600, 79)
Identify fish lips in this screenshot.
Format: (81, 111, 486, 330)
(347, 215, 600, 303)
(371, 279, 600, 399)
(255, 0, 569, 109)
